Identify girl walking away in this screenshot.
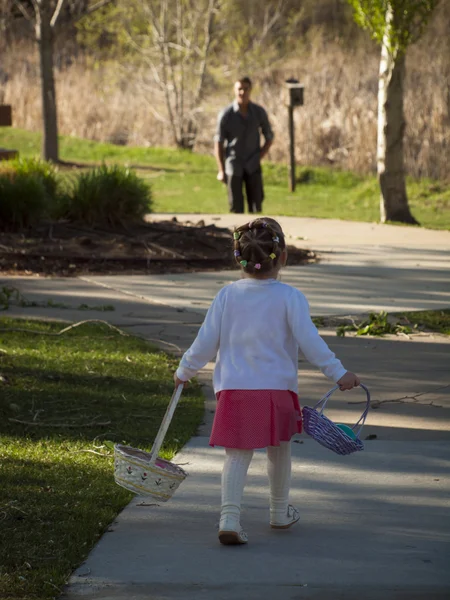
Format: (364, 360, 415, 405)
(174, 218, 360, 545)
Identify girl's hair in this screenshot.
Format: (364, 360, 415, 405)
(233, 218, 286, 276)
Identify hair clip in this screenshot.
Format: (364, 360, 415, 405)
(273, 236, 279, 243)
(269, 253, 276, 260)
(233, 231, 241, 240)
(248, 221, 253, 229)
(234, 250, 240, 257)
(240, 260, 248, 267)
(262, 222, 268, 228)
(254, 263, 261, 269)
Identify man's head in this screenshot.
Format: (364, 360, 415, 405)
(234, 77, 252, 107)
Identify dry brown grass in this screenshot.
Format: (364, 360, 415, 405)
(2, 21, 449, 179)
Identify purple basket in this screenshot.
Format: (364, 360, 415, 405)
(302, 384, 370, 455)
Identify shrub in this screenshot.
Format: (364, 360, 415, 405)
(62, 165, 152, 226)
(12, 158, 60, 200)
(0, 171, 48, 230)
(0, 158, 61, 230)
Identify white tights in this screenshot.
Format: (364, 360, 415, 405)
(220, 442, 292, 529)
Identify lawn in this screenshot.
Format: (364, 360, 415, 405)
(1, 128, 449, 230)
(395, 309, 450, 335)
(0, 318, 204, 600)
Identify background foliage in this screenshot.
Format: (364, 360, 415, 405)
(1, 0, 449, 179)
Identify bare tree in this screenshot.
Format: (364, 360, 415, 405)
(12, 0, 114, 162)
(348, 0, 440, 224)
(127, 0, 219, 150)
(0, 0, 14, 36)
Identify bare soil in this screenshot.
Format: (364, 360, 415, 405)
(0, 218, 316, 277)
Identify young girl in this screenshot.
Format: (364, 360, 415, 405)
(174, 217, 359, 545)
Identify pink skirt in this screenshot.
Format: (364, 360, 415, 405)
(209, 389, 302, 450)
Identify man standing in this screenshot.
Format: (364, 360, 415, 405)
(214, 77, 274, 214)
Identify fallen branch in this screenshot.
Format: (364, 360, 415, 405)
(72, 449, 111, 457)
(144, 337, 182, 353)
(9, 418, 111, 428)
(0, 320, 181, 355)
(0, 319, 130, 337)
(349, 383, 450, 406)
(45, 581, 61, 593)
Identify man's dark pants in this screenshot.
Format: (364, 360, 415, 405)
(227, 169, 264, 213)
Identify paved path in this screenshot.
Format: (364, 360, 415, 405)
(86, 214, 450, 315)
(1, 215, 450, 598)
(65, 438, 450, 600)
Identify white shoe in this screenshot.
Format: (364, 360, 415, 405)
(218, 516, 248, 545)
(270, 504, 300, 529)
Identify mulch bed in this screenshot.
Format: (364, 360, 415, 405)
(0, 218, 316, 277)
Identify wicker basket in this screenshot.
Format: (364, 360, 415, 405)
(114, 444, 187, 501)
(114, 385, 188, 501)
(302, 383, 370, 455)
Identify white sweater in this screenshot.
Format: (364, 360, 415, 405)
(176, 278, 347, 394)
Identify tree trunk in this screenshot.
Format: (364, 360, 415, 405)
(377, 31, 418, 225)
(36, 6, 59, 162)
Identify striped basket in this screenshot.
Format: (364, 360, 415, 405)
(302, 384, 370, 455)
(114, 444, 187, 502)
(114, 385, 188, 502)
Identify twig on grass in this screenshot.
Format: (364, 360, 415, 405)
(0, 320, 130, 337)
(45, 581, 61, 593)
(0, 320, 182, 353)
(144, 337, 182, 353)
(72, 449, 111, 457)
(33, 409, 44, 422)
(129, 412, 161, 418)
(8, 505, 30, 516)
(9, 418, 111, 428)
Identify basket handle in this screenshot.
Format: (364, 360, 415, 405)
(312, 383, 371, 438)
(149, 384, 184, 467)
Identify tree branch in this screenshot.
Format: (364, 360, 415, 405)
(192, 0, 217, 107)
(83, 0, 115, 17)
(71, 0, 115, 25)
(50, 0, 66, 28)
(159, 0, 179, 145)
(13, 0, 33, 21)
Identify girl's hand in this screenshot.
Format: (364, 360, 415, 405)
(337, 371, 360, 391)
(173, 373, 188, 388)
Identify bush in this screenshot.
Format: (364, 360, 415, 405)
(0, 171, 48, 230)
(62, 165, 152, 226)
(0, 158, 61, 230)
(13, 158, 60, 200)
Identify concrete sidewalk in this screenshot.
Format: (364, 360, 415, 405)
(1, 215, 450, 598)
(64, 438, 450, 600)
(82, 214, 450, 316)
(3, 274, 450, 442)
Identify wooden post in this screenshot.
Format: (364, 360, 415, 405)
(285, 79, 304, 193)
(0, 104, 19, 161)
(288, 105, 295, 192)
(0, 105, 12, 126)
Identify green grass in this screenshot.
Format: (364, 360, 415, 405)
(1, 127, 449, 229)
(0, 318, 204, 600)
(395, 309, 450, 335)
